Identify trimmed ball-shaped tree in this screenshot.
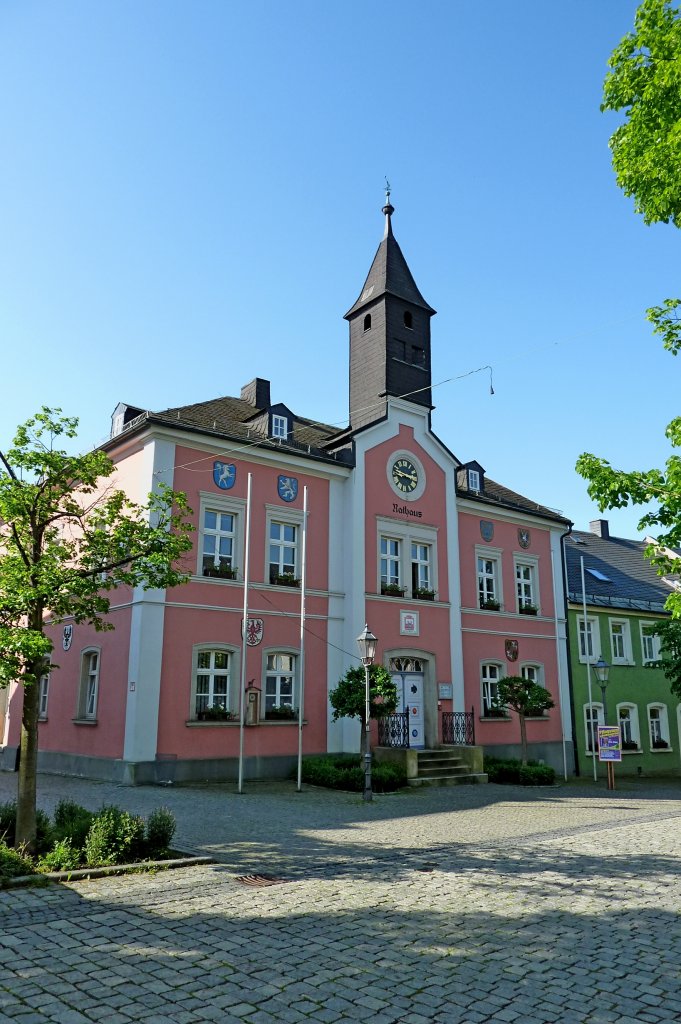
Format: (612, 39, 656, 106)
(329, 664, 398, 757)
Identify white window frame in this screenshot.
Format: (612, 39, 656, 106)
(583, 702, 604, 753)
(377, 518, 438, 598)
(640, 623, 661, 665)
(514, 554, 539, 613)
(475, 545, 502, 609)
(609, 617, 633, 666)
(263, 649, 298, 717)
(468, 469, 480, 492)
(410, 541, 432, 592)
(481, 662, 505, 717)
(197, 492, 246, 581)
(380, 536, 402, 589)
(38, 673, 50, 720)
(520, 663, 544, 687)
(617, 703, 640, 751)
(271, 414, 288, 440)
(78, 648, 101, 721)
(191, 644, 237, 719)
(265, 505, 304, 585)
(647, 703, 672, 751)
(578, 615, 601, 664)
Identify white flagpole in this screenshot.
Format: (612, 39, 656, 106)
(296, 486, 308, 792)
(238, 472, 252, 795)
(581, 555, 598, 782)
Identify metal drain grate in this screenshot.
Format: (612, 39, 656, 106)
(235, 874, 290, 887)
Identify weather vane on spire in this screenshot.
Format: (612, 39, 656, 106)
(385, 177, 391, 202)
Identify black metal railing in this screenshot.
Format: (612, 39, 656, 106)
(377, 712, 410, 748)
(442, 709, 476, 746)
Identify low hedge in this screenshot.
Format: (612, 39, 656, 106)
(300, 755, 407, 792)
(484, 757, 555, 786)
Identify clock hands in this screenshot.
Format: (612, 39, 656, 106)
(394, 468, 417, 484)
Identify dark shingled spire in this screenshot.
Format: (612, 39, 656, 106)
(344, 200, 436, 320)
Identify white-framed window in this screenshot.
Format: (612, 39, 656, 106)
(584, 702, 604, 752)
(411, 542, 432, 591)
(265, 505, 304, 586)
(520, 663, 543, 687)
(192, 646, 234, 719)
(617, 703, 640, 751)
(197, 492, 245, 581)
(640, 623, 661, 664)
(647, 703, 671, 750)
(38, 674, 50, 720)
(271, 414, 288, 440)
(468, 469, 480, 492)
(514, 555, 539, 612)
(264, 652, 297, 716)
(609, 618, 633, 665)
(476, 546, 502, 609)
(377, 518, 438, 598)
(380, 536, 402, 589)
(78, 649, 100, 721)
(481, 662, 504, 717)
(578, 616, 601, 663)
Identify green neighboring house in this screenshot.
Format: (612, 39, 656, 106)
(564, 520, 679, 778)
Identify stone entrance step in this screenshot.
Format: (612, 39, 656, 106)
(406, 748, 488, 787)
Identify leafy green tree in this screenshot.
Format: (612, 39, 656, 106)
(492, 676, 555, 766)
(0, 409, 194, 851)
(603, 0, 681, 227)
(646, 619, 681, 695)
(578, 2, 681, 597)
(329, 664, 397, 756)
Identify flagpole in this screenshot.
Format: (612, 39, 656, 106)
(296, 486, 308, 792)
(581, 555, 598, 782)
(238, 472, 252, 794)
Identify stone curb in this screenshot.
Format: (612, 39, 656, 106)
(2, 853, 214, 888)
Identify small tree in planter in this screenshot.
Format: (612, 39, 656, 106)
(492, 676, 555, 766)
(329, 665, 397, 758)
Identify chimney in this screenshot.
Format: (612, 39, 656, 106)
(240, 378, 271, 409)
(589, 519, 610, 539)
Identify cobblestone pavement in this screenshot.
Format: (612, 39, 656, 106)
(1, 773, 680, 1023)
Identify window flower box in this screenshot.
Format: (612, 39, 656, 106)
(621, 740, 639, 752)
(483, 707, 508, 719)
(652, 738, 669, 749)
(479, 599, 500, 611)
(196, 706, 236, 722)
(272, 573, 300, 588)
(264, 705, 297, 721)
(203, 565, 237, 580)
(518, 604, 538, 615)
(412, 587, 436, 601)
(381, 583, 406, 597)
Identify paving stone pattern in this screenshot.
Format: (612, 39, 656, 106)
(0, 774, 680, 1023)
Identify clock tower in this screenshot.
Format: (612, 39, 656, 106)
(345, 197, 436, 432)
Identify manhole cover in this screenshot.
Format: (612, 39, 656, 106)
(235, 874, 290, 887)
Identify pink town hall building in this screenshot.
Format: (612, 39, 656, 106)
(0, 200, 574, 784)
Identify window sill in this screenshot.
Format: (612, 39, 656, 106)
(479, 715, 512, 723)
(72, 718, 98, 726)
(196, 574, 239, 585)
(525, 716, 550, 721)
(185, 719, 306, 727)
(38, 716, 48, 723)
(650, 747, 674, 754)
(186, 720, 238, 727)
(622, 748, 642, 755)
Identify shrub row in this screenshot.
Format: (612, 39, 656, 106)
(300, 755, 407, 792)
(484, 757, 555, 786)
(0, 799, 176, 875)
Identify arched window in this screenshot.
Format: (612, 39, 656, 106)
(191, 646, 234, 720)
(78, 648, 101, 721)
(647, 703, 671, 750)
(583, 702, 603, 753)
(617, 703, 640, 751)
(363, 313, 372, 332)
(481, 662, 505, 717)
(264, 652, 298, 719)
(403, 311, 413, 329)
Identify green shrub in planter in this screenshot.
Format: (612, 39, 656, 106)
(518, 764, 555, 786)
(38, 838, 81, 873)
(0, 800, 53, 854)
(145, 807, 176, 858)
(0, 839, 34, 883)
(53, 800, 96, 851)
(84, 806, 146, 866)
(300, 755, 406, 792)
(484, 757, 523, 784)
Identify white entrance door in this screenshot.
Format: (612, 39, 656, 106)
(393, 671, 425, 749)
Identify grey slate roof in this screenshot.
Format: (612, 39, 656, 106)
(344, 208, 436, 318)
(564, 530, 673, 614)
(459, 477, 571, 526)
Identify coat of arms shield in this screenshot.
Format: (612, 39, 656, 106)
(277, 475, 298, 502)
(244, 618, 264, 647)
(480, 520, 494, 543)
(505, 639, 519, 662)
(62, 625, 73, 651)
(518, 528, 531, 549)
(213, 461, 236, 490)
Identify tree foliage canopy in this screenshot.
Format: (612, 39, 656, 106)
(603, 0, 681, 227)
(493, 677, 555, 719)
(329, 664, 397, 725)
(647, 618, 681, 695)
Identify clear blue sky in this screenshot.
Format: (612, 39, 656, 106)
(2, 1, 678, 539)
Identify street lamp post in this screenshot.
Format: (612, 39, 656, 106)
(357, 624, 378, 803)
(593, 656, 615, 791)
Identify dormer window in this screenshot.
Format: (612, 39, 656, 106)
(271, 414, 288, 440)
(112, 413, 124, 437)
(363, 313, 372, 331)
(468, 469, 481, 492)
(404, 311, 413, 329)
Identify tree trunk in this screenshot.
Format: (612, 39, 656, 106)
(519, 713, 528, 766)
(16, 672, 39, 852)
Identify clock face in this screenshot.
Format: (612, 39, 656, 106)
(392, 457, 419, 494)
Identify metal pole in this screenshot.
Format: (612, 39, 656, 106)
(237, 472, 253, 795)
(363, 662, 372, 802)
(580, 556, 598, 782)
(296, 487, 308, 792)
(600, 685, 608, 725)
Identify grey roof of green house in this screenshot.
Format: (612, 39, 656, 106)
(564, 529, 673, 614)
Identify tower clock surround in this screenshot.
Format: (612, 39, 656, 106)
(386, 449, 426, 501)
